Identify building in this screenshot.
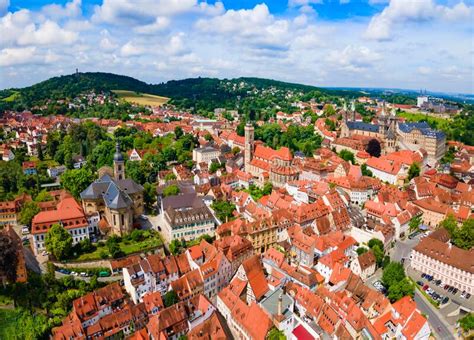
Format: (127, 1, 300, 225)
(31, 195, 89, 255)
(192, 146, 221, 164)
(410, 229, 474, 294)
(397, 122, 446, 163)
(244, 123, 299, 187)
(350, 251, 376, 281)
(80, 143, 144, 236)
(160, 193, 215, 244)
(0, 225, 27, 284)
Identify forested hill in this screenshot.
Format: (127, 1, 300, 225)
(0, 72, 368, 112)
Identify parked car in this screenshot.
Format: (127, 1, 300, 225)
(80, 272, 88, 277)
(435, 279, 442, 286)
(453, 288, 458, 294)
(466, 293, 471, 300)
(21, 227, 29, 235)
(448, 287, 454, 293)
(423, 285, 429, 291)
(444, 284, 449, 290)
(416, 281, 424, 286)
(99, 271, 110, 277)
(441, 297, 449, 304)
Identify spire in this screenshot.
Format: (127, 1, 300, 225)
(113, 141, 124, 162)
(343, 100, 347, 111)
(277, 292, 283, 316)
(350, 100, 355, 112)
(381, 101, 386, 116)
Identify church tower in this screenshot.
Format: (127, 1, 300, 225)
(244, 123, 254, 173)
(113, 142, 125, 181)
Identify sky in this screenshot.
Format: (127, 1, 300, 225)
(0, 0, 473, 93)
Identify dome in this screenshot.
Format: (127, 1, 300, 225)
(113, 142, 124, 162)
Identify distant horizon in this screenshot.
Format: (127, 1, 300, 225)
(1, 1, 473, 94)
(3, 70, 473, 98)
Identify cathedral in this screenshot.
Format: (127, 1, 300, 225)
(244, 123, 299, 188)
(80, 143, 144, 236)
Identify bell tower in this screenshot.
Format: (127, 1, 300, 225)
(244, 123, 254, 173)
(113, 142, 125, 181)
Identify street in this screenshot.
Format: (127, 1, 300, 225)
(414, 290, 455, 340)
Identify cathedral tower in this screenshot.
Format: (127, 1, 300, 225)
(113, 142, 125, 181)
(244, 123, 254, 173)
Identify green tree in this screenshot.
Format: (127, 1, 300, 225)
(19, 201, 40, 226)
(458, 313, 474, 332)
(143, 182, 156, 211)
(357, 247, 368, 255)
(407, 162, 420, 181)
(45, 224, 73, 260)
(60, 168, 94, 199)
(368, 238, 384, 251)
(209, 161, 221, 173)
(382, 262, 405, 288)
(174, 126, 184, 139)
(361, 163, 373, 177)
(163, 290, 179, 307)
(164, 173, 177, 181)
(372, 245, 384, 268)
(211, 200, 236, 222)
(163, 184, 180, 197)
(339, 149, 355, 164)
(35, 190, 53, 202)
(267, 327, 286, 340)
(323, 104, 336, 116)
(452, 218, 474, 250)
(387, 277, 414, 302)
(169, 239, 182, 255)
(262, 182, 273, 195)
(408, 215, 422, 232)
(439, 214, 457, 237)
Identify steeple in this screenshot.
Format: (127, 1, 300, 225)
(113, 141, 125, 181)
(381, 101, 386, 116)
(244, 122, 254, 173)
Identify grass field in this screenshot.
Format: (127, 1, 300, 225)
(398, 111, 451, 130)
(1, 91, 20, 102)
(113, 90, 169, 107)
(0, 309, 19, 340)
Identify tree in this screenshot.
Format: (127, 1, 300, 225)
(323, 104, 336, 116)
(36, 143, 44, 161)
(357, 247, 368, 255)
(408, 215, 422, 232)
(164, 173, 177, 181)
(35, 190, 53, 202)
(387, 277, 414, 302)
(163, 184, 180, 197)
(366, 139, 381, 157)
(18, 201, 40, 226)
(45, 224, 73, 260)
(372, 245, 384, 268)
(209, 161, 221, 174)
(382, 262, 406, 288)
(169, 239, 182, 255)
(60, 168, 94, 199)
(267, 327, 285, 340)
(368, 238, 384, 251)
(262, 182, 273, 195)
(107, 240, 124, 259)
(407, 162, 420, 181)
(174, 126, 184, 139)
(204, 133, 212, 141)
(361, 163, 373, 177)
(339, 149, 355, 164)
(325, 118, 336, 131)
(231, 146, 241, 155)
(143, 182, 156, 211)
(211, 200, 236, 222)
(0, 233, 18, 284)
(439, 214, 457, 237)
(452, 217, 474, 250)
(164, 290, 179, 307)
(458, 313, 474, 332)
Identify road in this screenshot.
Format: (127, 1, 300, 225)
(414, 290, 455, 340)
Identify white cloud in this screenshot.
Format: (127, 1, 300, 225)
(328, 45, 382, 72)
(120, 41, 146, 57)
(18, 20, 78, 46)
(133, 17, 170, 34)
(41, 0, 82, 20)
(0, 47, 37, 66)
(288, 0, 322, 7)
(417, 66, 432, 75)
(366, 0, 473, 41)
(165, 33, 188, 56)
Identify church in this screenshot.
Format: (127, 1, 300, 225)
(244, 123, 299, 188)
(80, 143, 144, 236)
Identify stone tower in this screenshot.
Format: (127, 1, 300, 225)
(244, 123, 254, 173)
(113, 142, 125, 181)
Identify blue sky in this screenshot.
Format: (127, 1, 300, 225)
(1, 0, 473, 93)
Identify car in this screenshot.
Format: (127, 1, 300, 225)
(466, 293, 471, 300)
(99, 271, 110, 277)
(435, 280, 442, 286)
(157, 226, 162, 231)
(441, 297, 449, 304)
(80, 272, 88, 277)
(427, 288, 434, 294)
(417, 281, 424, 286)
(448, 287, 454, 293)
(423, 285, 429, 291)
(21, 227, 29, 235)
(453, 288, 458, 294)
(421, 273, 426, 278)
(427, 276, 434, 282)
(460, 291, 466, 299)
(444, 285, 449, 290)
(71, 271, 78, 276)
